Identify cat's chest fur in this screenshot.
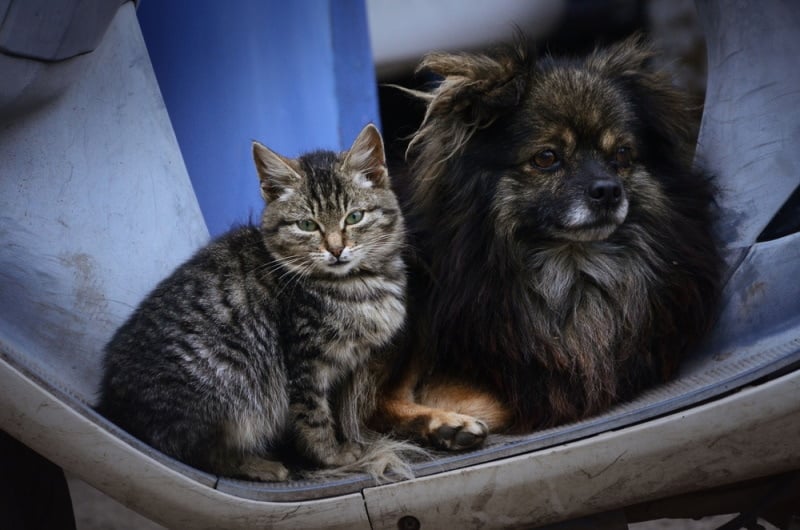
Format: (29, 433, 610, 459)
(307, 266, 406, 368)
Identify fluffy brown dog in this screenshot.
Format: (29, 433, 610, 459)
(371, 36, 722, 450)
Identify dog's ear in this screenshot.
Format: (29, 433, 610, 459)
(405, 36, 530, 207)
(418, 40, 529, 128)
(591, 34, 698, 167)
(587, 33, 656, 78)
(406, 39, 530, 177)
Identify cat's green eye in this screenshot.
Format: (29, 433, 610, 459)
(296, 219, 318, 232)
(345, 210, 365, 225)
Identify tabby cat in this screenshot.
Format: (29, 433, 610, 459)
(97, 124, 407, 480)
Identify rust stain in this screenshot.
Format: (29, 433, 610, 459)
(738, 280, 767, 318)
(58, 252, 108, 317)
(745, 281, 766, 301)
(470, 468, 499, 513)
(713, 351, 732, 362)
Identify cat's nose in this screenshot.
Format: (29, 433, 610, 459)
(326, 233, 345, 258)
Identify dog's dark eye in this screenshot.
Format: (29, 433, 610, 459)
(614, 147, 633, 168)
(532, 150, 560, 170)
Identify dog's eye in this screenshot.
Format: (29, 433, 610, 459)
(532, 150, 560, 170)
(614, 147, 633, 168)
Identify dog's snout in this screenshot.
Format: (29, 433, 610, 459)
(587, 179, 623, 207)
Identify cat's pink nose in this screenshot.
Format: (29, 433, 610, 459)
(328, 246, 344, 258)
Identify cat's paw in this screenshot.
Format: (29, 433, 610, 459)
(323, 441, 364, 466)
(426, 413, 488, 451)
(239, 456, 290, 481)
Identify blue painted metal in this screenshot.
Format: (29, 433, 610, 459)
(136, 0, 381, 236)
(330, 0, 381, 151)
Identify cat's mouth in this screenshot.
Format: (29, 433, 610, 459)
(323, 259, 359, 276)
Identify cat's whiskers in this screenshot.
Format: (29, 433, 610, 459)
(274, 261, 315, 298)
(253, 254, 308, 279)
(247, 254, 315, 300)
(355, 233, 407, 262)
(275, 259, 311, 283)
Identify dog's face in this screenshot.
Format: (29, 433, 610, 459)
(490, 70, 656, 244)
(410, 35, 696, 246)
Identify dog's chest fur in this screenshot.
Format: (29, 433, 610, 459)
(525, 241, 656, 372)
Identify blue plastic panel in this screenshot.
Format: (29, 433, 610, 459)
(136, 0, 381, 236)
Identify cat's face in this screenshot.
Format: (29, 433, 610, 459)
(254, 124, 404, 278)
(262, 174, 402, 278)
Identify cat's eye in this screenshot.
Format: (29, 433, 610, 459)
(296, 219, 318, 232)
(345, 210, 365, 225)
(531, 149, 560, 170)
(614, 146, 633, 168)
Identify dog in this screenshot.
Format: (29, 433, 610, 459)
(370, 35, 723, 450)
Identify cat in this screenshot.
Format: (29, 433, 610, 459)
(97, 123, 408, 481)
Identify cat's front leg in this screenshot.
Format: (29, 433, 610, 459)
(290, 384, 364, 467)
(237, 455, 290, 481)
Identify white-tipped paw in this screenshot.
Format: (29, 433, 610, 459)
(426, 413, 488, 451)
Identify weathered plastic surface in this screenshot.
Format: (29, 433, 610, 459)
(0, 355, 372, 530)
(0, 0, 128, 119)
(0, 0, 126, 61)
(0, 2, 208, 405)
(0, 0, 798, 527)
(696, 0, 800, 253)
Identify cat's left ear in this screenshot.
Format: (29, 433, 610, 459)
(252, 141, 304, 202)
(342, 123, 389, 189)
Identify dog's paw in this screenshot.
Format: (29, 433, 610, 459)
(426, 413, 488, 451)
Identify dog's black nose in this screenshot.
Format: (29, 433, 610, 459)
(587, 179, 623, 207)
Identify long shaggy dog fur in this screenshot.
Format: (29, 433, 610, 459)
(374, 35, 723, 442)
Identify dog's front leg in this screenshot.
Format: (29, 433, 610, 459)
(371, 372, 508, 450)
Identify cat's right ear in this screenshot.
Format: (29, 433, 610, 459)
(252, 141, 303, 202)
(342, 123, 389, 189)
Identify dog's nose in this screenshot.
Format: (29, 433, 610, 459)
(587, 179, 623, 207)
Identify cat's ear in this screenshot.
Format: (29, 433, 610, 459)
(342, 123, 389, 189)
(252, 141, 303, 202)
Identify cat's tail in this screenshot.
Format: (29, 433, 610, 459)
(298, 434, 432, 483)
